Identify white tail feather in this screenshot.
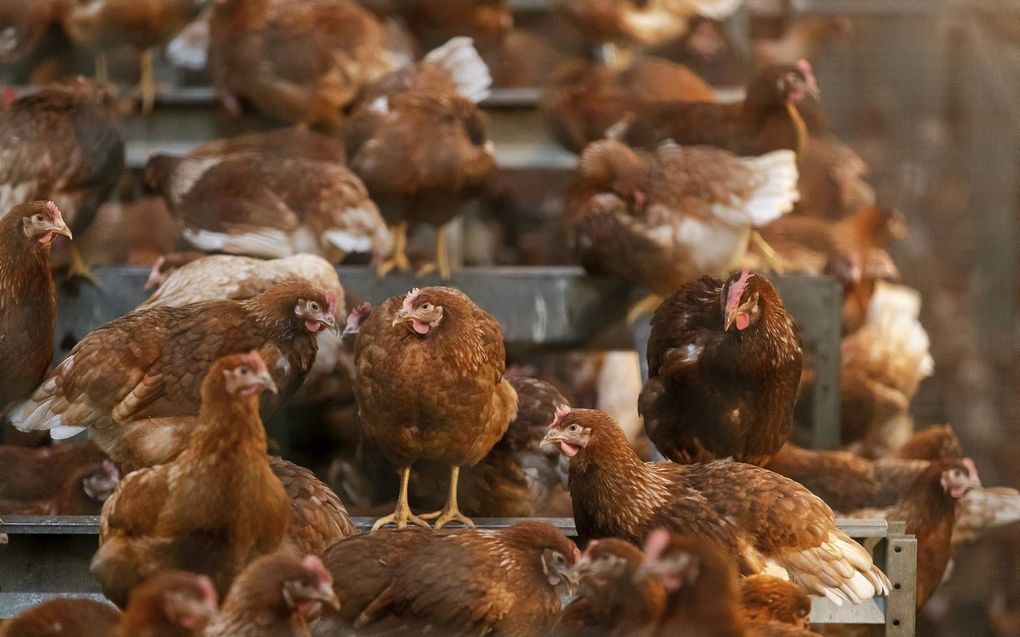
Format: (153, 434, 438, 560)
(778, 531, 890, 605)
(424, 37, 492, 103)
(714, 150, 799, 227)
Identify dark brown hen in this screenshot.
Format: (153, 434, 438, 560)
(0, 201, 71, 416)
(345, 38, 495, 279)
(11, 280, 338, 469)
(353, 286, 517, 530)
(639, 270, 802, 465)
(619, 61, 819, 156)
(545, 408, 889, 605)
(91, 352, 291, 606)
(553, 537, 665, 637)
(353, 522, 578, 637)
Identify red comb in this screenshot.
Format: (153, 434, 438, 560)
(2, 86, 16, 109)
(796, 59, 815, 83)
(245, 350, 268, 374)
(302, 555, 333, 586)
(195, 575, 218, 605)
(643, 528, 671, 562)
(550, 404, 571, 428)
(324, 290, 337, 315)
(402, 288, 421, 314)
(725, 268, 752, 311)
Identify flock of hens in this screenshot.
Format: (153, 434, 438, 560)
(0, 1, 1016, 636)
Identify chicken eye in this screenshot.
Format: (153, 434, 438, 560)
(32, 213, 44, 224)
(599, 554, 612, 562)
(568, 424, 580, 433)
(554, 553, 565, 565)
(239, 367, 250, 376)
(309, 301, 321, 312)
(421, 303, 432, 310)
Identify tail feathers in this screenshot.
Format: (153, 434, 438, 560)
(780, 531, 890, 605)
(424, 37, 492, 103)
(867, 281, 922, 323)
(719, 150, 799, 227)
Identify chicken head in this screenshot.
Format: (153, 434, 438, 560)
(221, 351, 278, 397)
(17, 200, 72, 245)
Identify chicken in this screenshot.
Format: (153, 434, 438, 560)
(740, 575, 813, 630)
(558, 0, 745, 63)
(206, 552, 340, 637)
(0, 441, 107, 501)
(618, 61, 819, 156)
(896, 424, 963, 461)
(878, 460, 981, 610)
(209, 0, 394, 130)
(542, 57, 714, 154)
(0, 571, 218, 637)
(145, 151, 390, 264)
(553, 537, 666, 636)
(91, 352, 291, 606)
(78, 197, 180, 270)
(405, 0, 513, 53)
(952, 484, 1020, 547)
(315, 528, 436, 634)
(544, 408, 890, 604)
(0, 202, 71, 416)
(335, 522, 577, 637)
(0, 0, 60, 67)
(752, 16, 854, 66)
(345, 37, 496, 279)
(0, 454, 119, 516)
(188, 126, 347, 164)
(11, 280, 339, 469)
(639, 270, 803, 465)
(0, 81, 124, 282)
(410, 375, 572, 518)
(352, 286, 518, 529)
(59, 0, 208, 113)
(791, 137, 874, 221)
(566, 142, 799, 318)
(269, 456, 356, 555)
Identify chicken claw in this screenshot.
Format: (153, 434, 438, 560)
(372, 466, 431, 531)
(66, 243, 102, 289)
(415, 225, 450, 280)
(376, 222, 412, 278)
(419, 466, 475, 529)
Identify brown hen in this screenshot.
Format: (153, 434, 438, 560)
(0, 0, 60, 67)
(269, 456, 355, 556)
(0, 81, 123, 282)
(146, 151, 390, 264)
(0, 202, 71, 416)
(353, 286, 517, 529)
(639, 270, 802, 465)
(553, 537, 665, 636)
(0, 453, 119, 516)
(0, 571, 218, 637)
(11, 280, 338, 469)
(545, 408, 889, 604)
(91, 352, 291, 606)
(566, 141, 799, 310)
(619, 61, 820, 156)
(740, 574, 813, 630)
(345, 38, 495, 279)
(206, 552, 340, 637)
(542, 57, 714, 153)
(209, 0, 393, 130)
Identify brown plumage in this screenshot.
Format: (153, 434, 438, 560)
(639, 532, 747, 637)
(353, 286, 517, 529)
(406, 0, 513, 53)
(411, 375, 572, 517)
(619, 62, 820, 156)
(896, 424, 963, 461)
(11, 280, 339, 469)
(0, 441, 107, 501)
(0, 201, 71, 416)
(0, 452, 119, 516)
(0, 571, 218, 637)
(546, 408, 889, 604)
(0, 82, 123, 274)
(91, 352, 291, 606)
(352, 522, 578, 637)
(206, 552, 340, 637)
(209, 0, 393, 130)
(316, 528, 435, 633)
(558, 0, 744, 50)
(189, 127, 347, 164)
(345, 38, 495, 278)
(566, 142, 799, 296)
(791, 137, 874, 221)
(639, 271, 803, 465)
(542, 57, 714, 154)
(740, 575, 813, 630)
(145, 151, 390, 264)
(553, 537, 665, 636)
(0, 0, 60, 66)
(269, 456, 356, 555)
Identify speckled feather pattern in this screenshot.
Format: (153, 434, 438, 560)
(354, 287, 517, 468)
(640, 273, 803, 465)
(270, 456, 355, 555)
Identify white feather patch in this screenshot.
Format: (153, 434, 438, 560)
(182, 226, 293, 259)
(424, 37, 492, 103)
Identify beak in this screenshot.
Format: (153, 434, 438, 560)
(323, 315, 340, 337)
(391, 309, 410, 327)
(312, 583, 341, 611)
(723, 309, 736, 331)
(635, 560, 668, 581)
(144, 257, 166, 290)
(805, 77, 821, 100)
(256, 370, 278, 395)
(540, 431, 565, 448)
(571, 555, 592, 578)
(46, 219, 73, 240)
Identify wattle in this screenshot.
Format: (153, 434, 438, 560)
(412, 319, 431, 335)
(306, 319, 324, 333)
(561, 442, 580, 457)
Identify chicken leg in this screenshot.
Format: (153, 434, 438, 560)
(94, 52, 109, 85)
(750, 230, 793, 274)
(372, 466, 431, 531)
(415, 225, 450, 280)
(376, 221, 411, 277)
(139, 48, 156, 114)
(419, 466, 474, 529)
(66, 242, 102, 289)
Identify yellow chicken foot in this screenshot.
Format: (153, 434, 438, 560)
(626, 293, 664, 326)
(415, 225, 450, 280)
(419, 466, 474, 529)
(372, 466, 430, 531)
(95, 52, 109, 84)
(66, 243, 102, 289)
(376, 222, 412, 277)
(750, 230, 793, 274)
(139, 48, 156, 114)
